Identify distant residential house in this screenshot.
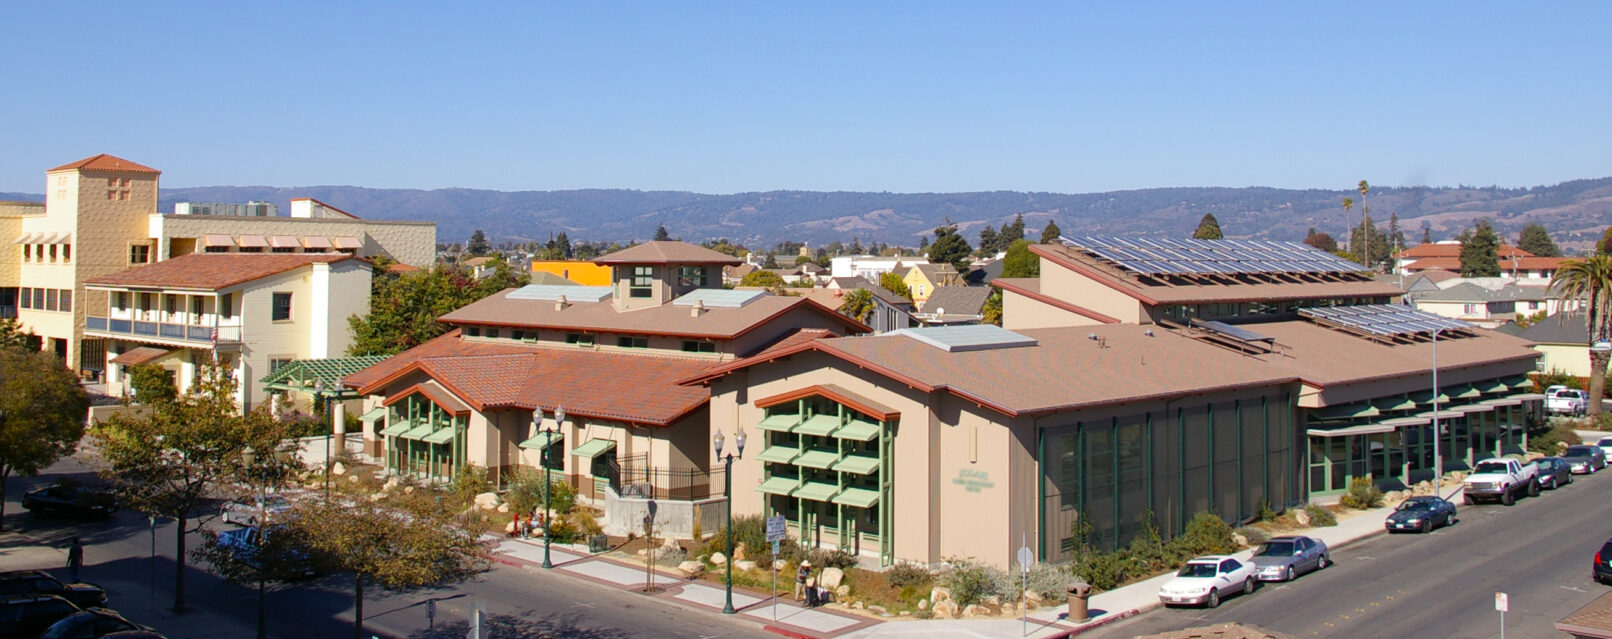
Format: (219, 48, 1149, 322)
(903, 263, 963, 304)
(829, 255, 928, 281)
(1395, 241, 1532, 274)
(914, 286, 991, 326)
(964, 259, 1003, 287)
(1520, 312, 1590, 378)
(723, 263, 759, 286)
(1411, 282, 1544, 328)
(818, 277, 917, 334)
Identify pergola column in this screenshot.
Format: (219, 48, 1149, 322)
(333, 399, 348, 453)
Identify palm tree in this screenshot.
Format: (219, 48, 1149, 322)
(1552, 255, 1612, 419)
(837, 288, 876, 323)
(1341, 196, 1355, 261)
(1357, 180, 1371, 270)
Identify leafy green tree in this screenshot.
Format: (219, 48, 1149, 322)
(1519, 223, 1562, 257)
(1458, 219, 1502, 277)
(466, 230, 491, 257)
(1303, 228, 1339, 253)
(0, 347, 90, 531)
(1552, 255, 1612, 418)
(0, 318, 41, 352)
(348, 263, 529, 356)
(653, 224, 671, 241)
(1346, 217, 1392, 269)
(740, 270, 785, 288)
(926, 221, 973, 271)
(1192, 213, 1223, 240)
(762, 254, 780, 269)
(1039, 220, 1061, 244)
(1001, 240, 1040, 278)
(128, 364, 178, 405)
(95, 359, 298, 612)
(878, 271, 912, 300)
(193, 486, 315, 639)
(1600, 227, 1612, 256)
(294, 473, 489, 639)
(837, 288, 875, 323)
(976, 227, 998, 258)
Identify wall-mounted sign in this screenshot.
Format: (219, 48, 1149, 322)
(953, 468, 995, 493)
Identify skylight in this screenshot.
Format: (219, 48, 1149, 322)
(673, 288, 765, 308)
(887, 325, 1038, 352)
(507, 285, 612, 303)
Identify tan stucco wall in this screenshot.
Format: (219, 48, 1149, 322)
(152, 215, 436, 268)
(1535, 343, 1588, 378)
(1002, 290, 1106, 330)
(0, 203, 43, 287)
(1035, 257, 1146, 323)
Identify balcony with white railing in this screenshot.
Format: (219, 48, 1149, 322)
(86, 306, 243, 347)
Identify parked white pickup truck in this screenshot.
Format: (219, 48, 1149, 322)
(1546, 385, 1589, 416)
(1463, 457, 1539, 506)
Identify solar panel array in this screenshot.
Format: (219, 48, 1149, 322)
(1059, 235, 1363, 276)
(1298, 304, 1471, 338)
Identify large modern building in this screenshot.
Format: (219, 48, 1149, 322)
(1, 155, 435, 373)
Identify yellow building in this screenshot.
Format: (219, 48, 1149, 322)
(531, 259, 612, 286)
(902, 263, 963, 305)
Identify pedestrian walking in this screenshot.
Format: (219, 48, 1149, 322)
(66, 538, 83, 583)
(794, 560, 811, 602)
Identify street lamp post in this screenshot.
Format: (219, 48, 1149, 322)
(1431, 328, 1444, 494)
(241, 445, 267, 639)
(315, 380, 332, 498)
(541, 405, 564, 570)
(713, 427, 748, 615)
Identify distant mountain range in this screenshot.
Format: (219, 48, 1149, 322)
(6, 178, 1612, 251)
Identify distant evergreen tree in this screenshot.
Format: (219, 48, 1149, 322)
(1458, 219, 1501, 277)
(977, 227, 999, 258)
(1039, 220, 1061, 244)
(653, 225, 671, 241)
(1388, 213, 1405, 256)
(1003, 214, 1026, 245)
(1193, 213, 1224, 240)
(1347, 217, 1391, 269)
(1001, 240, 1039, 278)
(1421, 224, 1432, 245)
(849, 237, 864, 255)
(762, 253, 779, 269)
(927, 221, 973, 271)
(918, 236, 929, 251)
(1518, 223, 1562, 257)
(466, 230, 491, 256)
(1303, 228, 1338, 253)
(554, 232, 572, 259)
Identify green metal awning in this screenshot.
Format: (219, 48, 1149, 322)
(791, 481, 839, 502)
(1312, 403, 1380, 420)
(1502, 375, 1533, 390)
(832, 420, 880, 442)
(422, 428, 457, 444)
(571, 439, 616, 460)
(1378, 416, 1430, 428)
(1416, 409, 1464, 420)
(757, 476, 798, 496)
(832, 487, 880, 509)
(1450, 385, 1483, 399)
(360, 407, 387, 424)
(399, 423, 436, 440)
(1306, 423, 1395, 437)
(1410, 389, 1450, 405)
(794, 414, 841, 437)
(1454, 404, 1495, 414)
(757, 414, 800, 433)
(378, 420, 412, 437)
(1481, 397, 1523, 407)
(1475, 379, 1509, 394)
(259, 355, 388, 398)
(794, 449, 839, 469)
(757, 444, 800, 464)
(518, 431, 561, 450)
(1372, 396, 1417, 412)
(830, 453, 880, 475)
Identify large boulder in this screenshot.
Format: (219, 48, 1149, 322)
(331, 461, 347, 476)
(496, 503, 510, 513)
(819, 567, 845, 590)
(733, 543, 746, 561)
(474, 492, 500, 510)
(1293, 509, 1311, 526)
(868, 605, 889, 617)
(710, 552, 728, 566)
(1024, 590, 1045, 607)
(917, 599, 929, 611)
(933, 599, 960, 618)
(962, 604, 990, 618)
(677, 561, 705, 578)
(835, 585, 850, 598)
(930, 586, 952, 603)
(735, 560, 758, 572)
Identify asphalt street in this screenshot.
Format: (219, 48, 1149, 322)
(1, 454, 770, 639)
(1090, 466, 1612, 639)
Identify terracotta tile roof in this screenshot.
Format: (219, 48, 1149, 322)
(383, 381, 471, 416)
(48, 154, 160, 174)
(1400, 242, 1531, 259)
(1406, 256, 1570, 271)
(346, 330, 712, 425)
(85, 253, 356, 291)
(110, 347, 172, 366)
(1556, 591, 1612, 638)
(1030, 244, 1404, 305)
(438, 288, 866, 339)
(594, 241, 744, 265)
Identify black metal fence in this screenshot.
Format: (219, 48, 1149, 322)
(617, 462, 725, 502)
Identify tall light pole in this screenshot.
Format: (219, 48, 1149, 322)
(241, 445, 267, 639)
(1431, 328, 1445, 492)
(542, 405, 564, 570)
(315, 380, 332, 498)
(714, 427, 748, 615)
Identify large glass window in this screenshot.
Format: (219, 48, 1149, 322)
(677, 266, 705, 288)
(271, 292, 292, 321)
(630, 266, 654, 298)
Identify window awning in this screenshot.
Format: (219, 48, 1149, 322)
(332, 236, 363, 249)
(832, 487, 880, 509)
(1410, 389, 1450, 405)
(1474, 380, 1510, 394)
(1512, 393, 1546, 401)
(830, 454, 880, 475)
(570, 438, 616, 460)
(1481, 397, 1524, 407)
(832, 420, 880, 442)
(399, 423, 437, 440)
(270, 235, 300, 248)
(1501, 375, 1533, 390)
(11, 232, 36, 245)
(422, 428, 457, 444)
(757, 414, 799, 433)
(1454, 404, 1496, 414)
(1312, 403, 1381, 421)
(1449, 385, 1484, 399)
(1378, 416, 1430, 428)
(757, 444, 800, 464)
(302, 236, 333, 249)
(236, 235, 269, 248)
(40, 232, 71, 244)
(202, 234, 235, 248)
(110, 346, 173, 366)
(378, 421, 412, 437)
(757, 476, 798, 496)
(1372, 396, 1418, 412)
(794, 449, 839, 469)
(791, 481, 839, 502)
(360, 407, 387, 424)
(518, 431, 562, 450)
(1307, 424, 1396, 437)
(794, 414, 841, 437)
(1416, 409, 1465, 420)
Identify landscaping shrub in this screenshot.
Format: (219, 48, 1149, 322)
(571, 509, 603, 536)
(1529, 421, 1582, 453)
(1536, 368, 1580, 391)
(884, 562, 934, 590)
(548, 517, 580, 543)
(1338, 477, 1383, 509)
(804, 547, 859, 571)
(704, 514, 769, 565)
(655, 547, 687, 567)
(1170, 512, 1236, 558)
(938, 558, 1010, 606)
(1304, 503, 1337, 527)
(1012, 563, 1071, 600)
(451, 463, 492, 506)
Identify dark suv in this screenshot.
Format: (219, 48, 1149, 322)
(1597, 538, 1612, 585)
(0, 594, 83, 639)
(0, 570, 106, 608)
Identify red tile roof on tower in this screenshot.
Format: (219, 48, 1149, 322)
(593, 241, 745, 265)
(1404, 256, 1569, 272)
(48, 154, 160, 174)
(438, 288, 868, 339)
(1399, 243, 1531, 259)
(85, 253, 357, 291)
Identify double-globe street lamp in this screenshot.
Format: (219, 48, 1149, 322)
(240, 445, 268, 639)
(313, 380, 334, 498)
(713, 427, 747, 615)
(536, 406, 565, 569)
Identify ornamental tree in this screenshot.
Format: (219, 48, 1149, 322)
(0, 347, 90, 531)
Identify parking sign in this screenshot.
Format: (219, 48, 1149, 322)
(766, 515, 786, 542)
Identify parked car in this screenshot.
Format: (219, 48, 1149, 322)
(38, 609, 152, 639)
(1249, 535, 1329, 582)
(0, 594, 83, 639)
(1157, 555, 1256, 608)
(1386, 495, 1458, 533)
(22, 482, 118, 519)
(216, 526, 320, 578)
(1462, 457, 1539, 505)
(220, 494, 293, 526)
(1547, 386, 1590, 416)
(1595, 537, 1612, 585)
(1563, 445, 1607, 474)
(1536, 457, 1574, 489)
(1596, 437, 1612, 464)
(100, 633, 168, 639)
(0, 570, 107, 608)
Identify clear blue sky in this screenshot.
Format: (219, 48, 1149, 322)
(3, 2, 1608, 195)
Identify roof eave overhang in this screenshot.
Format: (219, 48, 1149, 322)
(1301, 352, 1542, 391)
(991, 278, 1121, 324)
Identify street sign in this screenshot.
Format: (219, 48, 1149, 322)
(1495, 592, 1508, 612)
(1017, 545, 1034, 571)
(766, 515, 786, 542)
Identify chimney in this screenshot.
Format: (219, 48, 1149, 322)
(690, 299, 705, 317)
(554, 295, 568, 311)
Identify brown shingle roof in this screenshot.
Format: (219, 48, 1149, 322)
(85, 253, 356, 291)
(110, 347, 172, 366)
(1557, 591, 1612, 638)
(48, 154, 160, 174)
(438, 288, 866, 339)
(594, 241, 743, 265)
(1248, 320, 1538, 389)
(1030, 244, 1404, 305)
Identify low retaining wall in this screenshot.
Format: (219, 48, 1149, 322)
(604, 488, 726, 539)
(87, 404, 150, 425)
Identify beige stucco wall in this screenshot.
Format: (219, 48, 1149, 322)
(152, 215, 436, 268)
(0, 202, 43, 287)
(1035, 256, 1146, 323)
(1002, 290, 1107, 330)
(1535, 343, 1588, 378)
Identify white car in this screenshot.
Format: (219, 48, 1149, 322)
(1158, 555, 1257, 608)
(1597, 437, 1612, 464)
(220, 494, 293, 526)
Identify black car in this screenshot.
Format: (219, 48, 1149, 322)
(1596, 537, 1612, 584)
(1563, 445, 1607, 474)
(1537, 457, 1575, 489)
(0, 570, 107, 608)
(23, 482, 118, 519)
(39, 609, 151, 639)
(0, 594, 83, 639)
(1385, 495, 1457, 533)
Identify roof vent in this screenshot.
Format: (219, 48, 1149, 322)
(1144, 328, 1155, 337)
(554, 295, 568, 311)
(1087, 333, 1098, 340)
(691, 299, 705, 317)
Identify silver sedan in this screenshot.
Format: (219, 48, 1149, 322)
(1249, 535, 1330, 582)
(220, 494, 292, 526)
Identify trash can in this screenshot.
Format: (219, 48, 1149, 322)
(1067, 581, 1093, 623)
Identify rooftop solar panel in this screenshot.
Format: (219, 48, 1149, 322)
(1298, 304, 1473, 338)
(1062, 235, 1371, 276)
